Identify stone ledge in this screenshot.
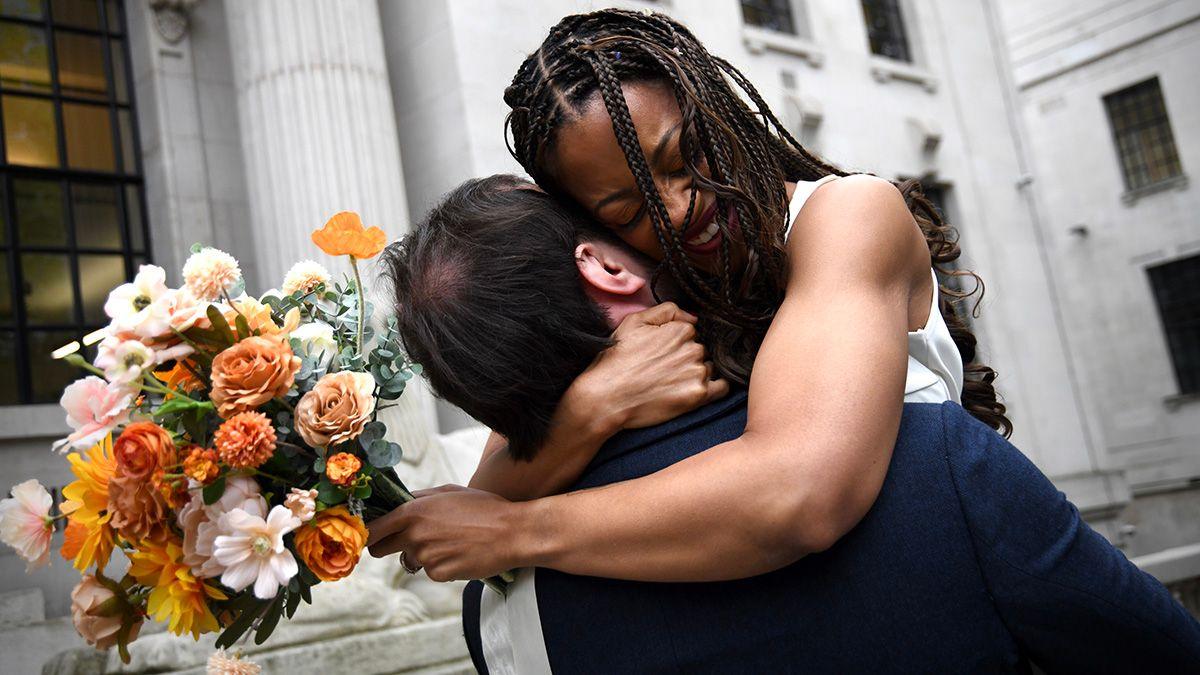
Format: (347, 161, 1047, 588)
(0, 587, 45, 629)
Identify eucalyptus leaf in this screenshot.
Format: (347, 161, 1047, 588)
(190, 242, 204, 254)
(202, 475, 227, 505)
(367, 439, 402, 467)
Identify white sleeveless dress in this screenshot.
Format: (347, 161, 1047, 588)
(478, 176, 966, 675)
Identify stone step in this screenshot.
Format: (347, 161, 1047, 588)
(0, 587, 46, 629)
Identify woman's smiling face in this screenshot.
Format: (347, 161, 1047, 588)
(549, 80, 744, 274)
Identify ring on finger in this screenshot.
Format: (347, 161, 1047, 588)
(399, 550, 421, 575)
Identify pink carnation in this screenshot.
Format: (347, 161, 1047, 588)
(52, 377, 134, 453)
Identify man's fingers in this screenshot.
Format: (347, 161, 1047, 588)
(630, 302, 698, 327)
(366, 507, 409, 548)
(704, 377, 731, 404)
(411, 485, 460, 499)
(368, 532, 407, 559)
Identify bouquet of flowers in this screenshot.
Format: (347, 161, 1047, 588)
(0, 212, 481, 663)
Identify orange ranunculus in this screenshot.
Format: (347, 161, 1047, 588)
(325, 452, 362, 487)
(293, 506, 368, 582)
(113, 422, 177, 483)
(182, 446, 220, 484)
(214, 411, 276, 469)
(311, 211, 387, 259)
(209, 335, 301, 418)
(107, 471, 170, 543)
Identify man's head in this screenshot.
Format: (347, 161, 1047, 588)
(381, 174, 659, 460)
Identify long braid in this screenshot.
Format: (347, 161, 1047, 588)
(505, 9, 1012, 435)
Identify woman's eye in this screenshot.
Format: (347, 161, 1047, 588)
(617, 203, 645, 230)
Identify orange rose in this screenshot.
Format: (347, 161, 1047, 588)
(311, 211, 387, 259)
(107, 472, 170, 543)
(294, 506, 368, 582)
(182, 446, 220, 484)
(295, 371, 376, 448)
(325, 452, 362, 487)
(209, 335, 301, 418)
(214, 411, 276, 469)
(113, 422, 176, 482)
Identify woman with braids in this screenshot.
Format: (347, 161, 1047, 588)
(370, 10, 1011, 585)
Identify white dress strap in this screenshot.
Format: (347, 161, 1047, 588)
(784, 174, 842, 243)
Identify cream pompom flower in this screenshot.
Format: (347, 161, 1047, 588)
(281, 260, 331, 296)
(0, 479, 54, 571)
(207, 648, 261, 675)
(183, 247, 241, 301)
(212, 505, 301, 599)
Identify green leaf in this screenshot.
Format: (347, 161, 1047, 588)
(285, 587, 301, 619)
(207, 306, 237, 346)
(190, 242, 204, 254)
(410, 363, 423, 375)
(367, 439, 402, 468)
(316, 476, 346, 505)
(253, 592, 286, 645)
(215, 599, 266, 650)
(353, 483, 372, 499)
(313, 457, 326, 473)
(235, 313, 252, 340)
(202, 475, 227, 505)
(359, 421, 386, 447)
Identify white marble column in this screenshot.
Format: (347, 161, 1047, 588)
(224, 0, 444, 476)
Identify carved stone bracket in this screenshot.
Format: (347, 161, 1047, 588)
(149, 0, 203, 44)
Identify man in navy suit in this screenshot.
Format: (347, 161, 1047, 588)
(381, 176, 1200, 672)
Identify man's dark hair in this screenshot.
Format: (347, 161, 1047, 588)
(380, 174, 614, 460)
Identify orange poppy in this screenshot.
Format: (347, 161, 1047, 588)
(311, 211, 387, 259)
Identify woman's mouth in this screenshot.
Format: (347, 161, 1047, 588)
(681, 202, 723, 255)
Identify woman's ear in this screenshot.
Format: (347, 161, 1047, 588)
(575, 242, 647, 297)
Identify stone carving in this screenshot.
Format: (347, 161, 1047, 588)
(148, 0, 202, 44)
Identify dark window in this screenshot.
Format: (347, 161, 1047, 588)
(1148, 254, 1200, 395)
(1103, 78, 1183, 192)
(0, 0, 148, 404)
(861, 0, 911, 62)
(742, 0, 796, 34)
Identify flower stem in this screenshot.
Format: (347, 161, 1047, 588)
(350, 256, 365, 358)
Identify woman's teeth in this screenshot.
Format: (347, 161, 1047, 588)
(687, 221, 720, 246)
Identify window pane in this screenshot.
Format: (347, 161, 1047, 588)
(77, 253, 122, 322)
(20, 252, 74, 323)
(2, 94, 59, 167)
(0, 331, 17, 404)
(0, 22, 51, 93)
(62, 101, 114, 171)
(55, 32, 107, 100)
(0, 256, 11, 322)
(28, 329, 76, 402)
(103, 0, 117, 32)
(51, 0, 98, 29)
(109, 39, 126, 103)
(117, 107, 134, 173)
(14, 178, 65, 246)
(124, 183, 142, 251)
(1, 0, 43, 20)
(72, 182, 119, 248)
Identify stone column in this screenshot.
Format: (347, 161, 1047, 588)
(223, 0, 444, 471)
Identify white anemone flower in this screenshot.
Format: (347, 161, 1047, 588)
(212, 505, 301, 599)
(104, 265, 169, 334)
(94, 336, 157, 385)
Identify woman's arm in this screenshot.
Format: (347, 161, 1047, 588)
(370, 176, 931, 581)
(467, 303, 729, 501)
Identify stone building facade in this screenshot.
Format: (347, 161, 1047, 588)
(0, 0, 1196, 672)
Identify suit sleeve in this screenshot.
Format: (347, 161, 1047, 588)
(941, 403, 1200, 672)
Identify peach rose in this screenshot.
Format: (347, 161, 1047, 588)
(293, 506, 368, 582)
(294, 371, 376, 448)
(113, 422, 176, 482)
(210, 335, 301, 418)
(71, 575, 143, 651)
(107, 472, 169, 543)
(325, 453, 362, 487)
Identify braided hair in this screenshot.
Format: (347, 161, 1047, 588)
(504, 9, 1011, 436)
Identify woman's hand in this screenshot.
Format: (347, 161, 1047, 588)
(571, 301, 730, 432)
(367, 485, 526, 581)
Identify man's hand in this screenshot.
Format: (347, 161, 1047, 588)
(573, 302, 730, 432)
(367, 485, 527, 582)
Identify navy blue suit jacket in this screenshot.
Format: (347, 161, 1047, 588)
(463, 395, 1200, 672)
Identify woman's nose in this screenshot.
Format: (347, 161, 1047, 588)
(661, 183, 695, 232)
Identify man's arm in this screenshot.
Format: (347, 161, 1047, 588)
(943, 405, 1200, 670)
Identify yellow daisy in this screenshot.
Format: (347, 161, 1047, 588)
(128, 538, 227, 639)
(60, 435, 118, 571)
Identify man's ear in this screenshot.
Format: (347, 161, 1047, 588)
(575, 242, 646, 297)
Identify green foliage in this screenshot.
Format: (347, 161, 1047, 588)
(316, 476, 346, 505)
(202, 475, 227, 505)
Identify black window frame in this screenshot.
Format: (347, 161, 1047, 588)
(0, 0, 150, 405)
(1148, 254, 1200, 396)
(1103, 77, 1184, 193)
(741, 0, 798, 35)
(861, 0, 912, 63)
